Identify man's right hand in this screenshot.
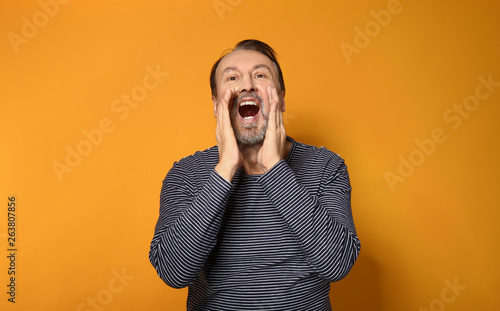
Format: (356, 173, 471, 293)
(215, 88, 242, 182)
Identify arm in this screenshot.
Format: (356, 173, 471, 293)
(149, 164, 232, 288)
(150, 88, 240, 288)
(258, 156, 361, 282)
(256, 86, 360, 281)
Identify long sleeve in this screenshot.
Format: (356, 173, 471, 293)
(258, 153, 361, 282)
(149, 141, 361, 310)
(149, 160, 232, 289)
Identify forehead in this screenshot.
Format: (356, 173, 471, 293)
(217, 49, 275, 76)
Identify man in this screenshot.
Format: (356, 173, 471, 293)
(149, 39, 361, 310)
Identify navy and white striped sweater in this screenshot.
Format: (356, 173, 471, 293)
(150, 137, 361, 310)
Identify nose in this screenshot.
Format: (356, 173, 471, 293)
(239, 74, 256, 93)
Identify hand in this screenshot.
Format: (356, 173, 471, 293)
(257, 86, 287, 173)
(214, 88, 242, 181)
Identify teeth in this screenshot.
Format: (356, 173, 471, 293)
(239, 101, 257, 106)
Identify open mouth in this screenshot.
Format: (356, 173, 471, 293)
(238, 100, 261, 121)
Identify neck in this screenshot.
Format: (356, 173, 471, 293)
(239, 143, 263, 175)
(238, 138, 293, 175)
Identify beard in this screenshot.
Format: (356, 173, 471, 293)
(233, 120, 268, 146)
(230, 91, 268, 146)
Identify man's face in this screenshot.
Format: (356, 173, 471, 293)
(213, 49, 285, 146)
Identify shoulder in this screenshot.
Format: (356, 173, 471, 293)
(288, 138, 345, 170)
(286, 138, 350, 191)
(164, 146, 219, 183)
(176, 145, 219, 169)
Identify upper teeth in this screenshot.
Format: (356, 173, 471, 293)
(240, 101, 257, 106)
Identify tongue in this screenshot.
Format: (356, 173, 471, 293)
(239, 105, 259, 118)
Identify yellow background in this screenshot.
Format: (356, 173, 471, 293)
(1, 0, 499, 310)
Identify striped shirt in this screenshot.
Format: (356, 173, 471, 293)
(149, 137, 361, 310)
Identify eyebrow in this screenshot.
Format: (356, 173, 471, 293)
(221, 64, 273, 75)
(221, 66, 238, 75)
(252, 64, 272, 72)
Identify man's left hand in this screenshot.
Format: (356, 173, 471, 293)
(257, 86, 287, 173)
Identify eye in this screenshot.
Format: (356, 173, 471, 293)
(255, 73, 267, 78)
(227, 75, 237, 82)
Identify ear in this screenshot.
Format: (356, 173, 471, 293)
(212, 96, 218, 117)
(280, 91, 286, 112)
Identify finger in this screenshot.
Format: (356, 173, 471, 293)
(270, 86, 283, 130)
(216, 89, 231, 142)
(267, 86, 279, 109)
(272, 87, 281, 122)
(269, 87, 286, 146)
(216, 89, 231, 131)
(216, 88, 231, 118)
(266, 86, 277, 124)
(274, 89, 286, 134)
(266, 96, 276, 135)
(221, 88, 234, 111)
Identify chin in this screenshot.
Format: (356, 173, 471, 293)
(234, 128, 266, 146)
